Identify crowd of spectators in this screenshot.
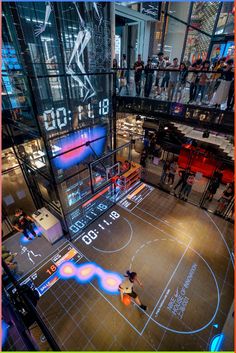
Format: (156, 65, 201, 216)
(113, 52, 234, 111)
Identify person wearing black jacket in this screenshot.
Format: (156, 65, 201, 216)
(173, 168, 190, 196)
(144, 59, 154, 97)
(133, 55, 144, 96)
(173, 63, 188, 102)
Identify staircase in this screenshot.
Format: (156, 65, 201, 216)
(171, 123, 234, 161)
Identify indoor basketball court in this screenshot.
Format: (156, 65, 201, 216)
(14, 183, 234, 351)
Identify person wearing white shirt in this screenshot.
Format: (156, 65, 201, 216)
(119, 270, 147, 311)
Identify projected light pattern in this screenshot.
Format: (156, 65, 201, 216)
(209, 333, 225, 352)
(53, 126, 107, 170)
(58, 262, 77, 279)
(76, 263, 97, 283)
(58, 261, 122, 295)
(20, 225, 42, 244)
(98, 271, 123, 295)
(2, 320, 9, 348)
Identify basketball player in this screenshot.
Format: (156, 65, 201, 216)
(119, 271, 147, 311)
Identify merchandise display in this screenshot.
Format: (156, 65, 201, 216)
(117, 114, 144, 138)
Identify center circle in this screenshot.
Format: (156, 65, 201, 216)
(92, 217, 133, 253)
(130, 239, 220, 335)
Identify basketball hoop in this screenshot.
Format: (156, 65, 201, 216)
(111, 175, 126, 191)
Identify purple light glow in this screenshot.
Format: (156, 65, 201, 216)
(58, 261, 77, 279)
(19, 225, 41, 245)
(58, 261, 122, 295)
(76, 263, 97, 283)
(99, 272, 123, 295)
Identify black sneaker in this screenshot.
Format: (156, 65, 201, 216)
(140, 304, 147, 311)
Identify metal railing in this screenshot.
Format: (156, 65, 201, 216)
(113, 67, 234, 111)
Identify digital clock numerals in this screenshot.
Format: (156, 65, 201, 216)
(43, 107, 67, 131)
(43, 98, 110, 132)
(69, 203, 109, 234)
(46, 264, 57, 276)
(81, 211, 120, 246)
(99, 98, 109, 115)
(82, 230, 98, 245)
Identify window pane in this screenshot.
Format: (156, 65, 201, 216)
(168, 2, 190, 23)
(164, 17, 187, 60)
(215, 3, 234, 35)
(190, 2, 220, 35)
(184, 28, 211, 63)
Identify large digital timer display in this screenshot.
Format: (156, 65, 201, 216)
(81, 211, 120, 245)
(42, 98, 110, 133)
(68, 196, 114, 236)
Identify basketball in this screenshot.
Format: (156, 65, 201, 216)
(123, 294, 131, 306)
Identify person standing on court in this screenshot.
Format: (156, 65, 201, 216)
(119, 271, 147, 311)
(133, 54, 144, 96)
(12, 209, 39, 240)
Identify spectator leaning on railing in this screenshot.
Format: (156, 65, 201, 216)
(173, 62, 188, 103)
(187, 59, 202, 104)
(207, 58, 226, 101)
(195, 60, 211, 104)
(210, 59, 234, 109)
(167, 58, 179, 101)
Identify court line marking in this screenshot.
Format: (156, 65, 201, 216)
(128, 230, 221, 335)
(206, 255, 232, 350)
(140, 240, 191, 335)
(204, 211, 234, 269)
(72, 229, 191, 335)
(129, 188, 154, 211)
(89, 282, 142, 336)
(148, 245, 220, 335)
(19, 207, 220, 338)
(69, 244, 144, 335)
(119, 204, 192, 245)
(92, 218, 133, 253)
(135, 206, 192, 241)
(7, 241, 72, 288)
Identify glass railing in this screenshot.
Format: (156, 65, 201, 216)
(114, 67, 234, 111)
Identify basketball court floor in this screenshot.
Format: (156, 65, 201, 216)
(8, 183, 234, 351)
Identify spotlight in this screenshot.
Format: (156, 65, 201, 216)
(202, 130, 210, 138)
(164, 126, 168, 130)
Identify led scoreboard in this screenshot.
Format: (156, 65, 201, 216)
(42, 98, 110, 134)
(14, 243, 82, 296)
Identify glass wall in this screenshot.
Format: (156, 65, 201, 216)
(164, 17, 186, 61)
(168, 2, 190, 22)
(160, 2, 234, 64)
(3, 2, 113, 237)
(215, 2, 234, 35)
(190, 2, 220, 35)
(184, 28, 211, 63)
